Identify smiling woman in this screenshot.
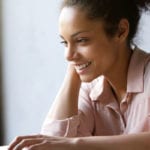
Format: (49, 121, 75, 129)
(8, 0, 150, 150)
(59, 6, 124, 83)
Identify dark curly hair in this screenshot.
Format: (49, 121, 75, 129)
(60, 0, 150, 46)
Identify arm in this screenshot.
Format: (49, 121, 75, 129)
(75, 132, 150, 150)
(8, 132, 150, 150)
(41, 64, 95, 137)
(46, 64, 81, 120)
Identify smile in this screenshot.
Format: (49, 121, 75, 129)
(75, 61, 92, 71)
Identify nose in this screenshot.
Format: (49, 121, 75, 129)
(64, 46, 78, 61)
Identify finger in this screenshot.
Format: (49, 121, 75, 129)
(8, 134, 43, 150)
(14, 139, 44, 150)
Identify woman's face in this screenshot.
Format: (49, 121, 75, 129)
(59, 7, 121, 82)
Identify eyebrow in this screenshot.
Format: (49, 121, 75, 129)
(60, 30, 91, 39)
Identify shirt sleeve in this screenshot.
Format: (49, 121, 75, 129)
(41, 83, 95, 137)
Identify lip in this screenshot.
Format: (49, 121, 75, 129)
(74, 61, 92, 74)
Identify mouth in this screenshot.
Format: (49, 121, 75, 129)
(75, 61, 92, 72)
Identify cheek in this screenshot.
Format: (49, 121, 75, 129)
(77, 47, 92, 59)
(93, 49, 116, 71)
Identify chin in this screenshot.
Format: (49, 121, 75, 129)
(80, 74, 99, 83)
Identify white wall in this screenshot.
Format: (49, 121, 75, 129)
(2, 0, 66, 144)
(135, 11, 150, 51)
(1, 1, 150, 144)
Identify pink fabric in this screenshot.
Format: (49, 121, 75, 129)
(41, 48, 150, 137)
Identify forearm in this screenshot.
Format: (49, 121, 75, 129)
(48, 65, 81, 120)
(74, 132, 150, 150)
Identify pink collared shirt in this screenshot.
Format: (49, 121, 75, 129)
(41, 48, 150, 137)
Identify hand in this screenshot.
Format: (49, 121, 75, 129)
(8, 135, 75, 150)
(66, 63, 81, 82)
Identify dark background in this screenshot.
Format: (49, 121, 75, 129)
(0, 0, 5, 145)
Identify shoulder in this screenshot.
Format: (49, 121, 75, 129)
(143, 50, 150, 95)
(134, 47, 150, 72)
(143, 49, 150, 77)
(144, 58, 150, 82)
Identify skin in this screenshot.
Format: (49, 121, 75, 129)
(59, 7, 132, 101)
(8, 6, 150, 150)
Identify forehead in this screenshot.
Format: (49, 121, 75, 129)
(59, 7, 87, 22)
(59, 7, 105, 35)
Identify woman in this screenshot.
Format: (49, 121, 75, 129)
(9, 0, 150, 149)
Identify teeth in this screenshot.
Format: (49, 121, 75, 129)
(75, 62, 91, 70)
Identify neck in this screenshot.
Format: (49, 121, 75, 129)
(105, 46, 133, 102)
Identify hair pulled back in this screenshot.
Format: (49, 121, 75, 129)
(61, 0, 150, 46)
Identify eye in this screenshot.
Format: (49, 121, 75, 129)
(77, 38, 89, 43)
(60, 40, 68, 47)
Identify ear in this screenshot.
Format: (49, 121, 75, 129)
(117, 18, 129, 42)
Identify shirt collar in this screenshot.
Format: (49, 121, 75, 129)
(89, 47, 150, 101)
(127, 47, 150, 93)
(89, 76, 114, 102)
(89, 76, 104, 101)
